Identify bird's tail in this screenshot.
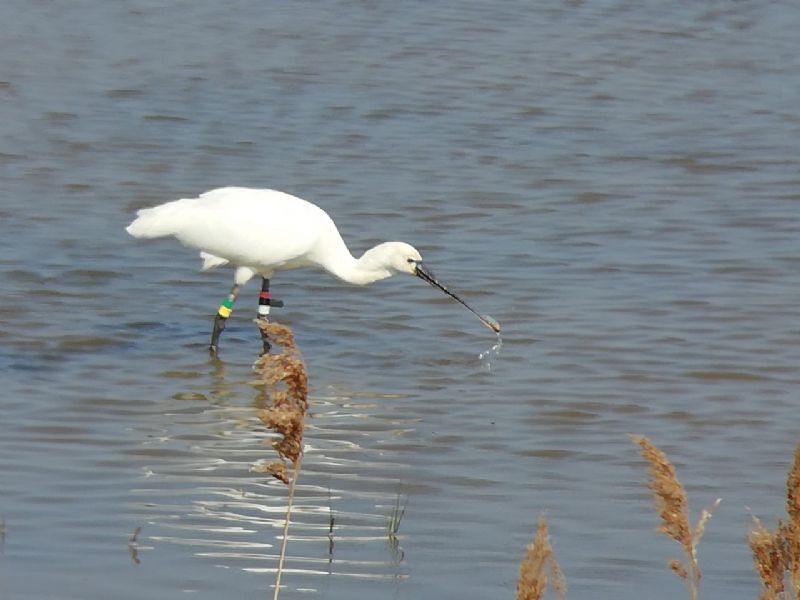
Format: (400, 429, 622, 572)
(125, 198, 192, 239)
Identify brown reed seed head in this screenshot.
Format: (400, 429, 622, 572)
(259, 403, 305, 464)
(783, 445, 800, 594)
(254, 327, 307, 403)
(631, 436, 692, 550)
(255, 351, 308, 412)
(517, 516, 566, 600)
(259, 404, 301, 432)
(549, 553, 567, 600)
(669, 559, 688, 580)
(518, 517, 551, 600)
(783, 523, 800, 594)
(254, 321, 309, 479)
(786, 444, 800, 529)
(255, 321, 296, 347)
(272, 436, 302, 464)
(253, 461, 290, 484)
(749, 516, 786, 599)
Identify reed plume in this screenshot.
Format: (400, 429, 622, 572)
(517, 515, 566, 600)
(631, 435, 721, 600)
(750, 515, 787, 600)
(785, 444, 800, 594)
(253, 321, 309, 600)
(749, 443, 800, 599)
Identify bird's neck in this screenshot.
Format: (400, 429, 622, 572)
(322, 244, 394, 285)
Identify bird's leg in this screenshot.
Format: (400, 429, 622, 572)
(209, 283, 241, 356)
(257, 278, 274, 355)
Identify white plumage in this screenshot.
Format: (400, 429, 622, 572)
(126, 187, 499, 354)
(126, 187, 419, 285)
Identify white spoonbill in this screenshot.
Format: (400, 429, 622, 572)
(126, 187, 500, 355)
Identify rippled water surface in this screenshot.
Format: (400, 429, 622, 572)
(2, 2, 800, 599)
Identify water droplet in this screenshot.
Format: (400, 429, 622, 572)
(478, 334, 502, 371)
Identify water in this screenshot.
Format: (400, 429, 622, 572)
(1, 1, 799, 598)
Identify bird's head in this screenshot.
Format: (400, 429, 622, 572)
(361, 241, 501, 333)
(362, 241, 423, 275)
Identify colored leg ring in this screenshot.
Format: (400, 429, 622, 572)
(257, 280, 272, 319)
(217, 297, 234, 318)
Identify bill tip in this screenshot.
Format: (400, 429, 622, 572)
(484, 315, 501, 333)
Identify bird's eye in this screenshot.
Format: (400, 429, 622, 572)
(407, 258, 416, 264)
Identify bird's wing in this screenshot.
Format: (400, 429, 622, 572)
(172, 188, 333, 271)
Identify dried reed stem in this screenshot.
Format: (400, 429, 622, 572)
(517, 515, 566, 600)
(253, 321, 309, 600)
(631, 435, 720, 600)
(749, 443, 800, 600)
(273, 456, 301, 600)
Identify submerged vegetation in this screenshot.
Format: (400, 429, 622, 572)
(387, 491, 408, 539)
(386, 491, 408, 563)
